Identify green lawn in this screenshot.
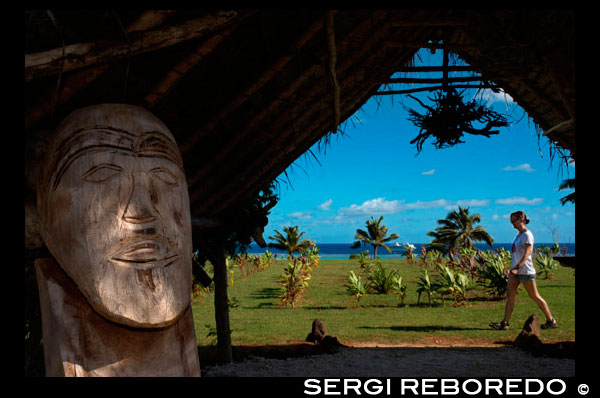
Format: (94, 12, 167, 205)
(192, 258, 575, 347)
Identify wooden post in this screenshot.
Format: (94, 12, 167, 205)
(212, 233, 233, 364)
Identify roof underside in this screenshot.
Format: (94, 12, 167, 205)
(25, 9, 575, 220)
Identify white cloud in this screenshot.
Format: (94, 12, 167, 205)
(479, 88, 514, 104)
(337, 197, 490, 217)
(456, 199, 490, 207)
(492, 214, 499, 220)
(502, 163, 535, 172)
(317, 199, 333, 211)
(495, 197, 544, 206)
(288, 211, 312, 220)
(421, 169, 436, 175)
(338, 197, 401, 216)
(403, 199, 452, 210)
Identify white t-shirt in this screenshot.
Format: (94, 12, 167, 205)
(511, 230, 535, 275)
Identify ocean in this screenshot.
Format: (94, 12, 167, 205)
(246, 242, 576, 259)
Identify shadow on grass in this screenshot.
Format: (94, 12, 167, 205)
(302, 305, 348, 310)
(359, 325, 490, 332)
(250, 287, 281, 300)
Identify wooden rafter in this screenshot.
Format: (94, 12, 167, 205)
(25, 10, 177, 129)
(188, 11, 392, 208)
(375, 84, 496, 95)
(144, 24, 236, 109)
(25, 10, 242, 82)
(197, 19, 403, 215)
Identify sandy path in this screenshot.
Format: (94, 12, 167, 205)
(201, 339, 575, 377)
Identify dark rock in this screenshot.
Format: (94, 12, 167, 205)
(306, 319, 328, 343)
(514, 314, 543, 352)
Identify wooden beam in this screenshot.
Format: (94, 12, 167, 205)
(144, 24, 236, 109)
(197, 20, 403, 215)
(326, 10, 341, 133)
(374, 84, 497, 95)
(188, 11, 392, 210)
(389, 19, 467, 27)
(395, 65, 476, 73)
(25, 10, 241, 82)
(385, 76, 484, 84)
(25, 10, 177, 128)
(179, 16, 324, 155)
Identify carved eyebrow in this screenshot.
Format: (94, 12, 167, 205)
(135, 132, 184, 171)
(48, 126, 183, 191)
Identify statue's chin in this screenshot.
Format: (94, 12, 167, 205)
(88, 294, 188, 329)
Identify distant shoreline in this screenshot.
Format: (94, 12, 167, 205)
(245, 242, 575, 258)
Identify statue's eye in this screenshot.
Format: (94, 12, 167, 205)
(82, 164, 123, 183)
(151, 168, 178, 186)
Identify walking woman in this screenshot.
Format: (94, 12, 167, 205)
(490, 211, 558, 330)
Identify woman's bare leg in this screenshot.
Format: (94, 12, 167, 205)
(503, 278, 520, 323)
(522, 280, 553, 322)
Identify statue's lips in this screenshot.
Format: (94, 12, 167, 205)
(110, 238, 178, 269)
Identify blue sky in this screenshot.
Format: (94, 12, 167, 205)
(264, 50, 575, 244)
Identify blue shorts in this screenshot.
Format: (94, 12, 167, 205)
(510, 274, 536, 282)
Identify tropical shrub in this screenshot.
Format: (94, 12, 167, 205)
(302, 246, 321, 268)
(402, 243, 416, 264)
(424, 249, 443, 269)
(277, 258, 311, 309)
(416, 269, 439, 306)
(368, 262, 400, 294)
(535, 253, 558, 279)
(349, 250, 373, 270)
(391, 276, 408, 306)
(435, 263, 470, 304)
(346, 270, 368, 308)
(260, 250, 274, 270)
(477, 250, 509, 298)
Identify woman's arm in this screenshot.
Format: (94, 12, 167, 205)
(510, 243, 532, 274)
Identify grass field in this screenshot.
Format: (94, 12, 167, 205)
(192, 258, 575, 347)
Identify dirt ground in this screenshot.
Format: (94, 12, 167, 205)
(199, 336, 576, 377)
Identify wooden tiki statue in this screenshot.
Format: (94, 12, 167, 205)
(30, 104, 201, 376)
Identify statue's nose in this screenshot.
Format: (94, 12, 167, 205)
(122, 173, 158, 225)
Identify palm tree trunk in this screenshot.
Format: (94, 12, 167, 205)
(373, 245, 378, 259)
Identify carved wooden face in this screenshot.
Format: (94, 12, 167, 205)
(37, 104, 192, 328)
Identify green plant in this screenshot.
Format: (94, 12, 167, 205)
(391, 276, 407, 306)
(535, 254, 558, 279)
(346, 270, 368, 308)
(402, 243, 416, 264)
(260, 250, 274, 270)
(424, 249, 443, 269)
(350, 250, 373, 270)
(416, 269, 438, 306)
(435, 263, 469, 304)
(226, 257, 236, 286)
(477, 250, 508, 298)
(368, 262, 400, 294)
(277, 258, 311, 308)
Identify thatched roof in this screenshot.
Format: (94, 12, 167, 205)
(25, 10, 575, 221)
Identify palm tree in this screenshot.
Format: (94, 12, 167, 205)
(351, 216, 400, 259)
(268, 226, 313, 258)
(426, 206, 493, 254)
(558, 178, 575, 205)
